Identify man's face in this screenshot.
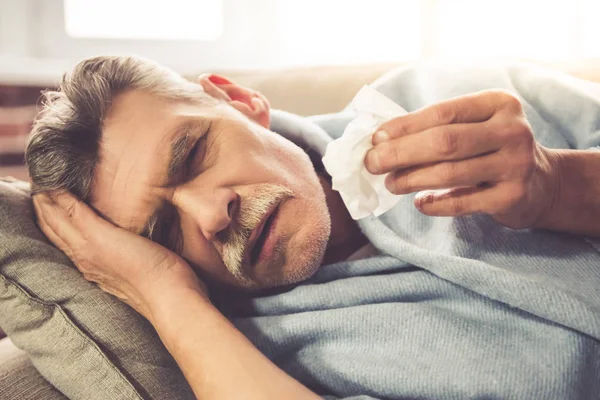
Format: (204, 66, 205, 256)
(90, 87, 331, 290)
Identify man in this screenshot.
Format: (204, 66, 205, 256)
(29, 56, 600, 399)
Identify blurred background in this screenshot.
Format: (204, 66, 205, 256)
(1, 0, 600, 180)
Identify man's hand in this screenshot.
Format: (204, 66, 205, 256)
(34, 191, 319, 399)
(33, 191, 207, 320)
(364, 89, 558, 230)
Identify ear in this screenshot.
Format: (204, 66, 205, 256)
(198, 74, 271, 128)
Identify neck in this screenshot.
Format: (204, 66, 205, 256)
(318, 173, 368, 265)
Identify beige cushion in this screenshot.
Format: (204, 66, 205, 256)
(0, 338, 67, 400)
(203, 61, 600, 116)
(207, 64, 398, 116)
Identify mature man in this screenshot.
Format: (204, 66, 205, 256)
(28, 56, 600, 399)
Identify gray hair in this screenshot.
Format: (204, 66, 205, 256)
(26, 55, 210, 200)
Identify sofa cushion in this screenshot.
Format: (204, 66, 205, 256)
(208, 64, 398, 116)
(0, 177, 194, 400)
(208, 61, 600, 117)
(0, 338, 67, 400)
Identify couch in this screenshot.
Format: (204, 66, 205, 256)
(1, 60, 599, 399)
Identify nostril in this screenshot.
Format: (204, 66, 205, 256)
(227, 200, 234, 218)
(227, 194, 239, 219)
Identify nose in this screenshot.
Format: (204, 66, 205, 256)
(182, 187, 240, 241)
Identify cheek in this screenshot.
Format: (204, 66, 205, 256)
(214, 126, 318, 191)
(263, 137, 321, 190)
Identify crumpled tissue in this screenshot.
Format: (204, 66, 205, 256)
(322, 85, 408, 220)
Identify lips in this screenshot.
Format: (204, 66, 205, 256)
(244, 202, 279, 267)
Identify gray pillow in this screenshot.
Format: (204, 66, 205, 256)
(0, 337, 67, 400)
(0, 177, 194, 400)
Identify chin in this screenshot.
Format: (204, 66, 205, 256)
(256, 211, 331, 289)
(255, 247, 325, 290)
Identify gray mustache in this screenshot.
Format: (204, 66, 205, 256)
(218, 184, 293, 282)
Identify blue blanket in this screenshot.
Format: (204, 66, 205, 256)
(223, 63, 600, 399)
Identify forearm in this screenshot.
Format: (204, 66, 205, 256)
(536, 149, 600, 237)
(147, 287, 319, 400)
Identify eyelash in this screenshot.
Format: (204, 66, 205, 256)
(185, 128, 211, 178)
(188, 140, 201, 162)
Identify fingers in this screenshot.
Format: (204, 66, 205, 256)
(50, 190, 114, 236)
(33, 191, 120, 284)
(33, 195, 70, 253)
(360, 89, 533, 223)
(365, 120, 504, 174)
(384, 152, 507, 195)
(32, 193, 86, 259)
(373, 90, 521, 145)
(33, 190, 111, 260)
(414, 182, 525, 217)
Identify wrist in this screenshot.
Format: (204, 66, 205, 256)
(145, 281, 212, 324)
(145, 285, 217, 359)
(531, 148, 600, 236)
(531, 146, 563, 230)
(135, 263, 211, 322)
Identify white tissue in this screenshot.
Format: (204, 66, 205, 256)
(322, 85, 408, 220)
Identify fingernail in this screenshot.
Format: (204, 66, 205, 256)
(385, 173, 396, 194)
(373, 130, 390, 144)
(366, 149, 381, 173)
(414, 190, 435, 209)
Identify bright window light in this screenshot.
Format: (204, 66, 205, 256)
(436, 0, 576, 60)
(275, 0, 421, 66)
(64, 0, 223, 41)
(583, 0, 600, 57)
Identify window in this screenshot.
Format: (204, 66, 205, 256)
(273, 0, 599, 65)
(435, 0, 577, 60)
(3, 0, 598, 77)
(583, 0, 600, 57)
(63, 0, 223, 41)
(275, 0, 422, 66)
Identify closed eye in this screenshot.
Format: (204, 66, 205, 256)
(187, 140, 201, 166)
(184, 123, 211, 181)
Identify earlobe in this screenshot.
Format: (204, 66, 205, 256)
(231, 95, 271, 129)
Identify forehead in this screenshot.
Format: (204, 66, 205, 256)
(89, 90, 212, 232)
